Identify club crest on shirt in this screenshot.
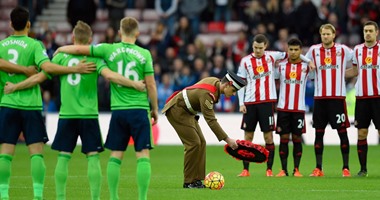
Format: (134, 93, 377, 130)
(289, 72, 297, 79)
(256, 66, 265, 73)
(324, 57, 332, 65)
(365, 57, 372, 64)
(204, 100, 213, 109)
(336, 51, 342, 57)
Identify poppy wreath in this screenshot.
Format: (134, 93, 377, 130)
(224, 140, 269, 163)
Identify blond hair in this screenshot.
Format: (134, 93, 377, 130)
(319, 24, 336, 34)
(120, 17, 139, 37)
(73, 20, 92, 44)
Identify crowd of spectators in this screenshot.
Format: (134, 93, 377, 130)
(12, 0, 380, 113)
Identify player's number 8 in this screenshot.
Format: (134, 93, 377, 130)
(67, 58, 81, 85)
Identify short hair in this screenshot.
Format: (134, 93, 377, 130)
(253, 34, 268, 44)
(73, 20, 92, 44)
(287, 38, 302, 47)
(319, 24, 336, 34)
(363, 20, 379, 31)
(120, 17, 139, 36)
(10, 6, 29, 31)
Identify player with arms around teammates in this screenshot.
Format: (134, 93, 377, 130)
(306, 23, 353, 177)
(236, 34, 313, 177)
(0, 6, 95, 200)
(56, 17, 158, 200)
(0, 56, 38, 99)
(346, 20, 380, 177)
(5, 20, 146, 200)
(274, 38, 314, 177)
(0, 58, 38, 98)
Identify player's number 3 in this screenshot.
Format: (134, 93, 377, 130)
(7, 49, 18, 76)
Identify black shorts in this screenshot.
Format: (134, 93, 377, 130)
(276, 111, 306, 135)
(355, 98, 380, 129)
(52, 118, 104, 154)
(0, 107, 48, 145)
(104, 109, 153, 152)
(241, 102, 275, 132)
(312, 99, 350, 129)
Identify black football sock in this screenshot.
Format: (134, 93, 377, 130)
(243, 161, 250, 170)
(266, 143, 275, 170)
(279, 138, 289, 171)
(357, 139, 368, 171)
(292, 138, 302, 169)
(338, 128, 350, 169)
(314, 129, 325, 170)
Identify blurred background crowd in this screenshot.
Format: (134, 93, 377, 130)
(0, 0, 377, 113)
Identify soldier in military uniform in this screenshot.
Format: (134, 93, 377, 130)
(162, 71, 246, 188)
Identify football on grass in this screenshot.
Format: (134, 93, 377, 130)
(204, 171, 225, 190)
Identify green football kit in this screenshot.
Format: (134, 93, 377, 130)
(0, 35, 49, 109)
(51, 53, 106, 200)
(91, 42, 154, 110)
(0, 35, 50, 200)
(52, 53, 106, 118)
(91, 42, 154, 200)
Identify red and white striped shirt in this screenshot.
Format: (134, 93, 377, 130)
(306, 43, 353, 99)
(275, 60, 311, 112)
(237, 51, 286, 105)
(352, 42, 380, 98)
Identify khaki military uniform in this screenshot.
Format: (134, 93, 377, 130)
(162, 77, 228, 184)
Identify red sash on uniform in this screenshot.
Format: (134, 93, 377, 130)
(165, 84, 218, 103)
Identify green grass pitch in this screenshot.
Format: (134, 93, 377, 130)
(7, 144, 380, 199)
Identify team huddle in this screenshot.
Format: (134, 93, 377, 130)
(0, 5, 379, 200)
(0, 6, 157, 200)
